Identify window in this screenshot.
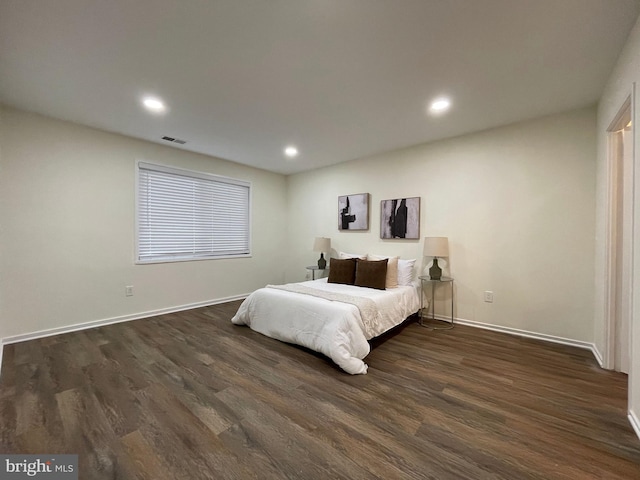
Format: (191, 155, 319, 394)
(136, 162, 251, 263)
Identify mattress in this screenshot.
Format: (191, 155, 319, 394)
(231, 278, 420, 374)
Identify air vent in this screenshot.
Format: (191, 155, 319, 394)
(161, 136, 187, 145)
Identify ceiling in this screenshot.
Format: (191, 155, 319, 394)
(1, 1, 639, 175)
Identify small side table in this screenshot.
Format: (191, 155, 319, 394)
(306, 265, 329, 280)
(418, 276, 454, 330)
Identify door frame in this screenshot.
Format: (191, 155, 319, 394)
(604, 92, 634, 372)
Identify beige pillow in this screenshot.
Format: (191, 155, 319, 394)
(367, 254, 399, 289)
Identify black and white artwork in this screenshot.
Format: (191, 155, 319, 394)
(380, 197, 420, 239)
(338, 193, 369, 230)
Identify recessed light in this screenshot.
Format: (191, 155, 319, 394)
(429, 97, 451, 115)
(284, 146, 299, 158)
(142, 96, 166, 114)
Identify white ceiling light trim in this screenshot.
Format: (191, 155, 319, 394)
(142, 96, 167, 114)
(429, 97, 451, 115)
(284, 146, 299, 158)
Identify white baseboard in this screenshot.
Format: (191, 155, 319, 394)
(1, 294, 249, 347)
(629, 410, 640, 441)
(439, 314, 598, 356)
(590, 344, 605, 368)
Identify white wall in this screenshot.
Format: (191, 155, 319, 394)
(596, 15, 640, 436)
(0, 106, 287, 340)
(287, 108, 596, 342)
(0, 104, 599, 362)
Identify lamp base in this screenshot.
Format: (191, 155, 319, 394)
(429, 258, 442, 280)
(317, 253, 326, 269)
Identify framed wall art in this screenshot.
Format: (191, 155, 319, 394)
(338, 193, 369, 230)
(380, 197, 420, 239)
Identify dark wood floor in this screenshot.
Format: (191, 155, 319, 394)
(1, 301, 639, 479)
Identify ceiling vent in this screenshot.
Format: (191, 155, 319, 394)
(161, 136, 187, 145)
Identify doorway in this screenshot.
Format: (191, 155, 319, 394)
(605, 97, 633, 374)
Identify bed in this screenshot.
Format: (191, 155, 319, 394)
(231, 274, 421, 374)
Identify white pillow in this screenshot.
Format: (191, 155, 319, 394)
(338, 251, 367, 260)
(367, 254, 399, 288)
(397, 258, 416, 286)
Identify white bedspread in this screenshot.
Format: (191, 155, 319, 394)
(231, 278, 420, 374)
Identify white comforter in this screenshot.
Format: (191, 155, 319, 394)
(231, 278, 420, 374)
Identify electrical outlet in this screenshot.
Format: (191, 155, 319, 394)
(125, 285, 134, 297)
(484, 291, 494, 303)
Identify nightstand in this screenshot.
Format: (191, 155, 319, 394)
(418, 276, 454, 330)
(306, 265, 328, 280)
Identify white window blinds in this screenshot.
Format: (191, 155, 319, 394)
(137, 162, 251, 263)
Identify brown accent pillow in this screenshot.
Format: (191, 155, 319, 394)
(327, 257, 357, 285)
(354, 259, 388, 290)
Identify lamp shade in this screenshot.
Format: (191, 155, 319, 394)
(313, 237, 331, 252)
(423, 237, 449, 257)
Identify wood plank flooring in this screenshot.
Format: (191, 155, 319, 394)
(1, 301, 639, 479)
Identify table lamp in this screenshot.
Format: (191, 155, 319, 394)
(313, 237, 331, 269)
(424, 237, 449, 280)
